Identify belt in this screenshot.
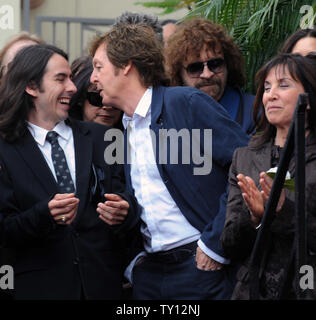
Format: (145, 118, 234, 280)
(147, 241, 197, 264)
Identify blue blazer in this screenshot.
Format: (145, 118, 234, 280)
(124, 86, 249, 259)
(236, 89, 256, 135)
(219, 86, 255, 136)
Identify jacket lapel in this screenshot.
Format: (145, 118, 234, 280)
(14, 131, 58, 195)
(150, 86, 165, 177)
(70, 120, 93, 206)
(150, 86, 165, 128)
(124, 86, 166, 191)
(250, 141, 272, 182)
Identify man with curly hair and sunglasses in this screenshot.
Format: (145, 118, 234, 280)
(165, 18, 255, 136)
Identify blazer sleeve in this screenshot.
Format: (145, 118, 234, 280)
(189, 91, 249, 167)
(88, 122, 141, 235)
(188, 92, 249, 259)
(199, 184, 231, 263)
(0, 156, 56, 247)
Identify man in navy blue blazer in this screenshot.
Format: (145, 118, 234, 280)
(164, 18, 255, 136)
(90, 23, 249, 299)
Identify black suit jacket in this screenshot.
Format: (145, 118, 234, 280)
(0, 119, 139, 300)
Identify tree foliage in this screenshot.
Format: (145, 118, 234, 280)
(135, 0, 196, 14)
(136, 0, 316, 93)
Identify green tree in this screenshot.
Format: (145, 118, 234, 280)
(136, 0, 316, 93)
(135, 0, 195, 14)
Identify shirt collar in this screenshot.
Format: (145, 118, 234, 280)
(27, 121, 72, 146)
(122, 87, 152, 129)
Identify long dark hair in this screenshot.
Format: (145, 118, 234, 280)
(251, 53, 316, 149)
(69, 55, 93, 120)
(280, 28, 316, 53)
(0, 44, 68, 143)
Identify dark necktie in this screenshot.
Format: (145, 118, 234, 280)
(46, 131, 75, 193)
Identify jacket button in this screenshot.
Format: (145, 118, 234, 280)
(73, 257, 80, 265)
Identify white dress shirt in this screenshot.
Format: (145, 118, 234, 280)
(123, 88, 229, 282)
(27, 121, 76, 189)
(123, 87, 200, 253)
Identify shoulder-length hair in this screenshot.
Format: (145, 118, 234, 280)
(280, 27, 316, 53)
(250, 53, 316, 149)
(0, 44, 68, 143)
(164, 18, 245, 88)
(69, 55, 93, 120)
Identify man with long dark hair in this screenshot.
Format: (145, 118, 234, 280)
(0, 44, 138, 299)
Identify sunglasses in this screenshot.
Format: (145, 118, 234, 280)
(184, 58, 225, 78)
(87, 91, 103, 107)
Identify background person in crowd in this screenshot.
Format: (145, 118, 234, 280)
(69, 55, 123, 129)
(0, 31, 43, 78)
(221, 53, 316, 300)
(69, 55, 132, 299)
(164, 18, 255, 135)
(114, 11, 163, 42)
(161, 19, 178, 45)
(0, 31, 44, 300)
(90, 23, 248, 300)
(280, 27, 316, 56)
(0, 44, 138, 300)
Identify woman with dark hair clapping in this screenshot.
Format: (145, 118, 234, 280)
(221, 53, 316, 300)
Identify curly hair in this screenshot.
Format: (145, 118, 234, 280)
(164, 18, 245, 88)
(90, 23, 169, 87)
